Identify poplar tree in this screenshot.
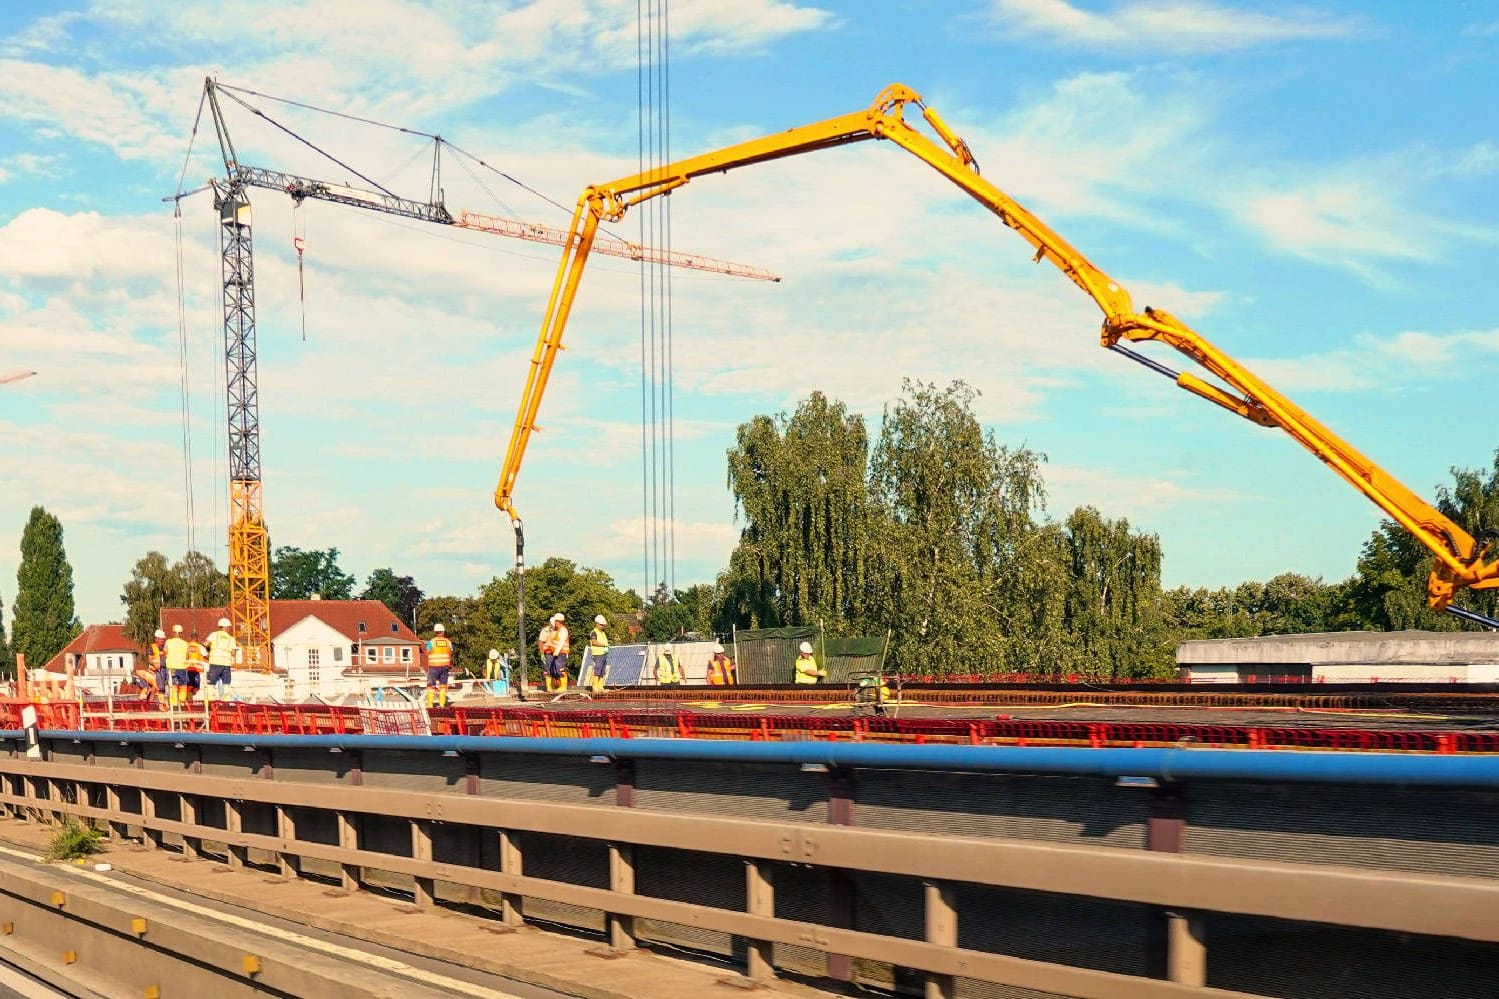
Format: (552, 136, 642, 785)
(870, 380, 1049, 674)
(720, 392, 876, 632)
(14, 506, 79, 669)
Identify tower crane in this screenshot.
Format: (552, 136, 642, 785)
(182, 78, 778, 672)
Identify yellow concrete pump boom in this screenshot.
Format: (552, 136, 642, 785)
(496, 82, 1499, 630)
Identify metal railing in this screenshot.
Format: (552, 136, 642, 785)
(1, 733, 1497, 997)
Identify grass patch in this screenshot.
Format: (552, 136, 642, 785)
(45, 819, 104, 862)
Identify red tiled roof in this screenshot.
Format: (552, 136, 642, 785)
(160, 600, 421, 644)
(43, 625, 143, 672)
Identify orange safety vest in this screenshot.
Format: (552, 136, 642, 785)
(428, 636, 453, 667)
(707, 654, 734, 686)
(186, 643, 205, 672)
(150, 642, 166, 669)
(537, 626, 555, 656)
(552, 625, 570, 655)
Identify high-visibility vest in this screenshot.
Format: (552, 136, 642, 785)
(186, 643, 205, 672)
(588, 627, 609, 655)
(205, 629, 237, 667)
(794, 654, 821, 684)
(164, 636, 189, 670)
(428, 636, 453, 667)
(655, 651, 680, 684)
(150, 642, 166, 669)
(552, 626, 570, 655)
(707, 654, 734, 685)
(537, 626, 555, 655)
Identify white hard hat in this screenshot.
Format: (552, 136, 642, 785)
(488, 648, 500, 659)
(154, 629, 165, 639)
(434, 623, 445, 632)
(799, 641, 813, 654)
(172, 624, 183, 634)
(594, 614, 606, 625)
(713, 643, 724, 653)
(218, 617, 231, 628)
(552, 612, 564, 622)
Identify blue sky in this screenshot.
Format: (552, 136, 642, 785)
(0, 0, 1496, 625)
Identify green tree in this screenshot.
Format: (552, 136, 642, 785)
(14, 506, 80, 669)
(119, 550, 231, 645)
(719, 391, 878, 632)
(643, 583, 717, 641)
(472, 558, 639, 679)
(360, 568, 423, 626)
(1058, 506, 1171, 678)
(870, 380, 1049, 675)
(271, 547, 356, 600)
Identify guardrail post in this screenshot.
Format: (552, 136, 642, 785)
(103, 784, 127, 841)
(498, 830, 525, 926)
(1166, 911, 1206, 986)
(181, 793, 202, 860)
(607, 842, 636, 950)
(337, 810, 362, 891)
(225, 799, 247, 869)
(276, 805, 299, 878)
(412, 819, 434, 908)
(140, 785, 160, 850)
(826, 765, 856, 982)
(923, 881, 957, 999)
(745, 860, 775, 982)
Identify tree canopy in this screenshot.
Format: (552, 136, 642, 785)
(271, 546, 356, 600)
(360, 568, 423, 625)
(13, 506, 80, 669)
(119, 550, 230, 645)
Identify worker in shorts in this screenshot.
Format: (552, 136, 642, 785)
(586, 615, 610, 692)
(425, 623, 453, 707)
(165, 624, 190, 706)
(204, 617, 239, 702)
(545, 613, 570, 692)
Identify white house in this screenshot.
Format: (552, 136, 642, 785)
(161, 598, 430, 700)
(40, 625, 142, 695)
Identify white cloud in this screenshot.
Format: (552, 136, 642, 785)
(986, 0, 1359, 53)
(1235, 175, 1498, 283)
(1045, 461, 1244, 514)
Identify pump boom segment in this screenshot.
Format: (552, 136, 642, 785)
(496, 82, 1499, 626)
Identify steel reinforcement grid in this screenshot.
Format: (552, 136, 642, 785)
(1, 732, 1498, 998)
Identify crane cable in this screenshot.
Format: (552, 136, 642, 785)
(293, 203, 307, 341)
(170, 88, 208, 611)
(638, 0, 675, 601)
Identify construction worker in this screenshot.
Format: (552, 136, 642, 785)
(794, 641, 825, 684)
(586, 614, 610, 692)
(204, 617, 239, 703)
(425, 623, 453, 707)
(546, 613, 570, 692)
(707, 643, 736, 686)
(165, 624, 190, 706)
(184, 632, 206, 702)
(655, 644, 681, 687)
(485, 648, 503, 682)
(536, 616, 556, 692)
(138, 629, 168, 703)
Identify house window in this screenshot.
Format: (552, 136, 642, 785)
(358, 621, 367, 633)
(382, 646, 395, 663)
(365, 646, 377, 664)
(333, 647, 344, 663)
(390, 622, 399, 633)
(308, 648, 320, 667)
(400, 647, 412, 664)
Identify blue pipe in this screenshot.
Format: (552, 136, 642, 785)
(17, 729, 1499, 789)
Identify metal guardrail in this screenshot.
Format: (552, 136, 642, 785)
(1, 733, 1497, 997)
